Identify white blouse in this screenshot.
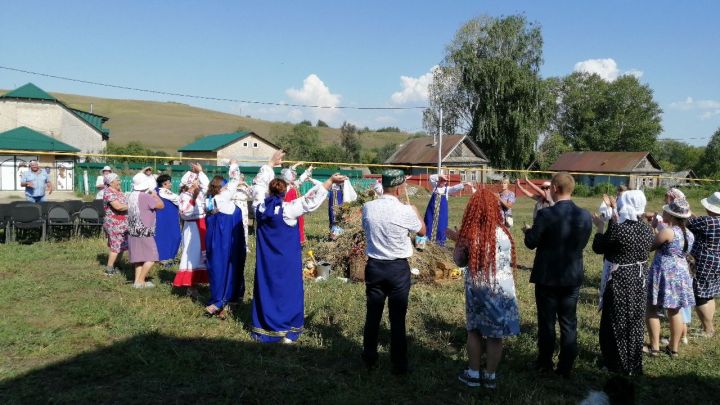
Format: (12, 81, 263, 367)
(429, 174, 465, 195)
(252, 164, 328, 226)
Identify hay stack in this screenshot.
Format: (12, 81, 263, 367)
(308, 192, 456, 283)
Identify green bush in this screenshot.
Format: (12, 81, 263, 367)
(592, 183, 616, 196)
(574, 183, 591, 197)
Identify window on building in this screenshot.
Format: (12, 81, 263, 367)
(243, 142, 248, 147)
(253, 142, 259, 148)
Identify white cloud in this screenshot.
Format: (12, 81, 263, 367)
(390, 66, 438, 104)
(670, 97, 720, 119)
(285, 74, 342, 124)
(573, 58, 643, 82)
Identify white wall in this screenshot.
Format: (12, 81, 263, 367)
(217, 134, 279, 163)
(0, 100, 106, 154)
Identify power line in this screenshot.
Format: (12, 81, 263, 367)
(0, 65, 428, 111)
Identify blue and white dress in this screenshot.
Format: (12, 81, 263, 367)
(455, 227, 520, 338)
(423, 176, 464, 246)
(205, 167, 246, 309)
(250, 166, 329, 343)
(154, 187, 181, 262)
(648, 225, 696, 309)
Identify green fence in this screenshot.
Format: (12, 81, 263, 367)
(74, 163, 373, 195)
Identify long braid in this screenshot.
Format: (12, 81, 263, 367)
(457, 189, 516, 283)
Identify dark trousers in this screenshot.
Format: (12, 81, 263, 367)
(535, 284, 580, 374)
(362, 257, 411, 369)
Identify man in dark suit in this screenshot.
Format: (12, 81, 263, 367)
(523, 172, 592, 377)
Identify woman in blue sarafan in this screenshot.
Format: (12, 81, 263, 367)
(328, 183, 343, 232)
(423, 174, 471, 246)
(203, 162, 246, 317)
(154, 174, 182, 263)
(251, 150, 347, 343)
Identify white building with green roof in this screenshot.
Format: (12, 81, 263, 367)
(178, 130, 280, 166)
(0, 83, 111, 191)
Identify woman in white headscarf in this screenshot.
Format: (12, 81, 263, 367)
(591, 190, 655, 375)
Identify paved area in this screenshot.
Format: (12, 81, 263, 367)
(0, 191, 89, 203)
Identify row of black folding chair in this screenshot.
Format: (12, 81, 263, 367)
(0, 200, 105, 242)
(1, 202, 46, 243)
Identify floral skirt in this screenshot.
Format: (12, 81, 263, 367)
(464, 273, 520, 338)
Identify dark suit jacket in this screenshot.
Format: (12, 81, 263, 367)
(524, 200, 592, 287)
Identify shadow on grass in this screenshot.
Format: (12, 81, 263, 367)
(0, 323, 471, 404)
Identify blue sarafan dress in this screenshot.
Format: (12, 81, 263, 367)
(205, 200, 246, 309)
(424, 186, 449, 246)
(251, 195, 304, 342)
(154, 187, 182, 261)
(328, 186, 343, 229)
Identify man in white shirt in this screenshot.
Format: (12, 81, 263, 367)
(361, 169, 426, 375)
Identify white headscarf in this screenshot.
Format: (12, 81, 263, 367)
(617, 190, 647, 223)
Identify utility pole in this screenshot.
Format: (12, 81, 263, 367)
(437, 108, 443, 175)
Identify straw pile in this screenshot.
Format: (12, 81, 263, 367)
(308, 192, 458, 283)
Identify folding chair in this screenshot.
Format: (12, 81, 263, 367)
(0, 203, 10, 243)
(47, 205, 75, 239)
(76, 205, 103, 237)
(10, 203, 46, 242)
(64, 200, 85, 217)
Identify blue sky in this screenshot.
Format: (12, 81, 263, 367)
(1, 0, 718, 146)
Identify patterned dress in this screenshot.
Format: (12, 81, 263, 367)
(592, 220, 655, 375)
(688, 216, 720, 299)
(647, 226, 696, 309)
(102, 188, 128, 253)
(456, 227, 520, 338)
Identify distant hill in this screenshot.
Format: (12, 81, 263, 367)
(1, 89, 416, 155)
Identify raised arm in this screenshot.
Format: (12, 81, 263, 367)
(515, 179, 534, 198)
(284, 173, 347, 220)
(525, 175, 545, 196)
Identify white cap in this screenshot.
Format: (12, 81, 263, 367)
(102, 166, 112, 172)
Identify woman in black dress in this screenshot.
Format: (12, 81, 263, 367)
(592, 190, 655, 375)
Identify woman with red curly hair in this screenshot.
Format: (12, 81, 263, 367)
(447, 188, 520, 390)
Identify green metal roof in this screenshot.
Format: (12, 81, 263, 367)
(0, 126, 80, 152)
(1, 83, 111, 138)
(0, 83, 56, 101)
(71, 109, 111, 136)
(178, 131, 253, 152)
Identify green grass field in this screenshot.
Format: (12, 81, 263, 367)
(1, 195, 718, 404)
(1, 89, 414, 154)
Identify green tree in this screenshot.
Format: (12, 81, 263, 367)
(696, 128, 720, 178)
(340, 121, 361, 162)
(105, 141, 168, 164)
(316, 120, 329, 128)
(424, 15, 552, 169)
(553, 72, 662, 151)
(536, 133, 572, 170)
(276, 124, 322, 160)
(299, 120, 312, 126)
(651, 140, 704, 173)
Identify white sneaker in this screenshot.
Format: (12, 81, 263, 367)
(133, 281, 155, 289)
(281, 337, 295, 344)
(682, 336, 689, 345)
(660, 337, 669, 346)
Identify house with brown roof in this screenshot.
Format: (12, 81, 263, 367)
(385, 135, 490, 183)
(549, 151, 663, 189)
